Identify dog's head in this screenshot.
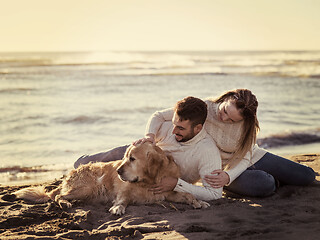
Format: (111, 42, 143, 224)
(116, 142, 170, 183)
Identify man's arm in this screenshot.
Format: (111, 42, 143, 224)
(145, 108, 174, 136)
(174, 142, 223, 201)
(174, 178, 222, 201)
(133, 108, 174, 145)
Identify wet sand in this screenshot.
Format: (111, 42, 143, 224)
(1, 153, 319, 240)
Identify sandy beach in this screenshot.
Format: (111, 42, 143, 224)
(1, 153, 319, 240)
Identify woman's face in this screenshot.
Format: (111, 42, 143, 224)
(218, 99, 243, 123)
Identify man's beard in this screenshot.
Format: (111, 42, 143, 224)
(175, 130, 195, 142)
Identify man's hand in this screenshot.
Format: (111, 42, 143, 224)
(204, 170, 230, 188)
(133, 133, 155, 146)
(149, 176, 178, 194)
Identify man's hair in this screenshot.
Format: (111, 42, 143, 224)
(174, 96, 207, 127)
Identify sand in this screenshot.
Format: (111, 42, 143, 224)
(1, 153, 319, 240)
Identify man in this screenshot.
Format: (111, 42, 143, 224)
(74, 96, 222, 201)
(140, 96, 222, 201)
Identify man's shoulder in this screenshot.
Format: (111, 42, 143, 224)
(196, 131, 218, 150)
(193, 133, 220, 163)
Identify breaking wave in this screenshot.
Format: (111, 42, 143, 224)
(1, 51, 320, 78)
(0, 164, 72, 185)
(0, 88, 35, 93)
(257, 130, 320, 149)
(54, 115, 105, 124)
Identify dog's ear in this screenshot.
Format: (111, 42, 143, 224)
(122, 144, 134, 160)
(165, 153, 174, 163)
(147, 149, 165, 179)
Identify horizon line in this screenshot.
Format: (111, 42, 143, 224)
(0, 49, 320, 53)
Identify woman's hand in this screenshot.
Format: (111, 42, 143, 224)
(149, 177, 178, 194)
(133, 133, 155, 146)
(204, 170, 230, 188)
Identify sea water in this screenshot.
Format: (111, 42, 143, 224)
(1, 51, 319, 184)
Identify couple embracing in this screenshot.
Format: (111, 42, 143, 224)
(75, 89, 315, 201)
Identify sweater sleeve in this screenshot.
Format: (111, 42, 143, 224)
(145, 108, 174, 136)
(174, 178, 222, 201)
(225, 144, 260, 185)
(173, 141, 223, 201)
(224, 152, 251, 185)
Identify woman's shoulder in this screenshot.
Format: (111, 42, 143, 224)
(204, 98, 219, 108)
(204, 99, 218, 115)
(204, 98, 216, 105)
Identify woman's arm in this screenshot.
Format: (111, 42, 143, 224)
(205, 149, 253, 187)
(224, 152, 251, 184)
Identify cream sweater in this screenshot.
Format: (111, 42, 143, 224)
(146, 100, 267, 184)
(155, 121, 223, 201)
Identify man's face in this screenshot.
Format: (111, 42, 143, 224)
(172, 112, 197, 142)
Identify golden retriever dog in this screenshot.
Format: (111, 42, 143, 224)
(14, 142, 209, 215)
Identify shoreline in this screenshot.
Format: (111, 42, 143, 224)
(2, 144, 320, 186)
(1, 152, 319, 239)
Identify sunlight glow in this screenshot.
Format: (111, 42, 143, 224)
(0, 0, 319, 51)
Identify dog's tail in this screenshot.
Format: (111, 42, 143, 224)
(14, 186, 51, 203)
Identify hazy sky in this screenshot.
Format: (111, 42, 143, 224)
(1, 0, 319, 51)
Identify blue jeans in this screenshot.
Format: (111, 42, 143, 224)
(225, 152, 316, 197)
(74, 147, 316, 198)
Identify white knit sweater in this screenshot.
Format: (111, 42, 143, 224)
(146, 100, 267, 184)
(155, 121, 223, 201)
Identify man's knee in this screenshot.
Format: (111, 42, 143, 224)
(74, 155, 90, 169)
(73, 145, 130, 169)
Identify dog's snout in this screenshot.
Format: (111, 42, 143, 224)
(117, 166, 123, 175)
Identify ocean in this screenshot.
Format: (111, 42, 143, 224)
(1, 51, 320, 185)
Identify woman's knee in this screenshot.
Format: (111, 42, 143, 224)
(226, 170, 276, 197)
(261, 179, 276, 197)
(252, 171, 276, 197)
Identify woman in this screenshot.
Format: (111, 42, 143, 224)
(74, 89, 316, 197)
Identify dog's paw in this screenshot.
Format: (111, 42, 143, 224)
(191, 199, 202, 209)
(58, 199, 72, 209)
(109, 205, 126, 215)
(198, 200, 210, 208)
(191, 199, 210, 209)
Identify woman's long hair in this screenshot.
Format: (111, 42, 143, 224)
(214, 89, 260, 169)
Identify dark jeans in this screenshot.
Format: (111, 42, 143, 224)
(74, 146, 316, 197)
(74, 145, 130, 169)
(225, 152, 316, 197)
